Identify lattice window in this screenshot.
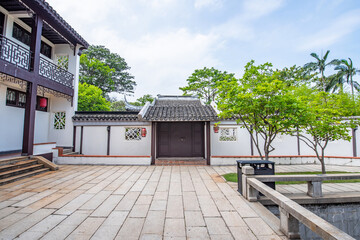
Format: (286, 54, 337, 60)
(219, 128, 237, 141)
(125, 128, 141, 141)
(54, 112, 66, 130)
(56, 55, 69, 70)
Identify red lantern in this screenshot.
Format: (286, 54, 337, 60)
(141, 128, 147, 137)
(213, 125, 219, 133)
(39, 98, 47, 108)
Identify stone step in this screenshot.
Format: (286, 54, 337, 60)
(0, 164, 44, 180)
(0, 159, 38, 173)
(0, 156, 30, 166)
(0, 168, 49, 186)
(155, 159, 207, 166)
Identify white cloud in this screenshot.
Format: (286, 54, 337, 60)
(91, 27, 221, 99)
(194, 0, 223, 9)
(242, 0, 285, 20)
(299, 9, 360, 51)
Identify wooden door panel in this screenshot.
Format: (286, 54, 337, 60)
(157, 122, 204, 158)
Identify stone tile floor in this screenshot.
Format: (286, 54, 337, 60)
(0, 164, 359, 240)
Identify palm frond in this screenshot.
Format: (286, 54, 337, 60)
(323, 50, 330, 61)
(310, 53, 320, 61)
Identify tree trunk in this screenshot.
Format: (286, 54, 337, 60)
(321, 149, 326, 174)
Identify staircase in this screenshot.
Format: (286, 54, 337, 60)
(155, 158, 207, 166)
(0, 156, 58, 186)
(62, 148, 79, 156)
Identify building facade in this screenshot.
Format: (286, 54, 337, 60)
(58, 95, 360, 166)
(0, 0, 88, 158)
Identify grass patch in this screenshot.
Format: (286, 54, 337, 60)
(222, 171, 360, 185)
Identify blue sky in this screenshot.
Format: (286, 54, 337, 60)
(47, 0, 360, 100)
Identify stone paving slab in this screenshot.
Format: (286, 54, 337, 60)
(1, 164, 357, 239)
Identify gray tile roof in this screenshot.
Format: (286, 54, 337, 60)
(73, 111, 139, 122)
(142, 96, 218, 121)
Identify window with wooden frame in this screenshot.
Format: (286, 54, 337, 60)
(5, 88, 48, 112)
(12, 22, 52, 59)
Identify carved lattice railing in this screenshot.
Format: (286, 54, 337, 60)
(0, 34, 31, 70)
(39, 57, 74, 89)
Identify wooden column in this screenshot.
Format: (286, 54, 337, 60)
(151, 122, 156, 165)
(72, 126, 76, 152)
(250, 125, 254, 156)
(22, 15, 43, 156)
(206, 122, 211, 165)
(80, 126, 84, 154)
(107, 126, 111, 155)
(352, 128, 357, 157)
(22, 82, 37, 155)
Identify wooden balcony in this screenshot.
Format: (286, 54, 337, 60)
(0, 34, 74, 89)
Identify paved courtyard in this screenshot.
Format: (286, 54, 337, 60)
(0, 164, 359, 240)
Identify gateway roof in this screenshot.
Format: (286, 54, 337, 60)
(141, 95, 218, 121)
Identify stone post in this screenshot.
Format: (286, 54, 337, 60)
(279, 207, 300, 239)
(242, 166, 258, 201)
(307, 181, 322, 197)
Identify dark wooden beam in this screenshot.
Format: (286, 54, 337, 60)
(22, 15, 42, 156)
(22, 82, 37, 155)
(29, 14, 42, 73)
(80, 126, 83, 154)
(151, 122, 156, 165)
(206, 122, 211, 165)
(72, 126, 76, 152)
(352, 128, 357, 157)
(107, 126, 111, 156)
(250, 125, 254, 156)
(0, 59, 73, 96)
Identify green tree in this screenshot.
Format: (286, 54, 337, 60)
(216, 61, 304, 161)
(327, 58, 359, 98)
(180, 67, 234, 104)
(110, 100, 126, 111)
(78, 83, 110, 111)
(134, 94, 154, 106)
(80, 45, 136, 96)
(304, 50, 338, 92)
(295, 90, 358, 173)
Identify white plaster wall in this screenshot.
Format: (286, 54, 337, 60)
(47, 96, 74, 147)
(75, 126, 81, 153)
(211, 125, 251, 156)
(82, 126, 107, 155)
(110, 126, 151, 156)
(271, 133, 299, 156)
(34, 111, 50, 144)
(0, 84, 24, 152)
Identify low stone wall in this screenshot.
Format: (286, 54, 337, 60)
(56, 156, 151, 165)
(267, 203, 360, 240)
(211, 156, 360, 166)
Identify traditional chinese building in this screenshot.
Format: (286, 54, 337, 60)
(0, 0, 88, 158)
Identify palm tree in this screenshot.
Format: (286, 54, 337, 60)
(304, 50, 338, 92)
(331, 58, 360, 99)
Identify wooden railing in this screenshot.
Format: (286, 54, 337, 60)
(0, 34, 74, 89)
(241, 166, 356, 240)
(0, 34, 31, 70)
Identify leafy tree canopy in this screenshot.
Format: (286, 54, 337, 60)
(133, 94, 154, 106)
(78, 83, 110, 111)
(180, 67, 234, 104)
(216, 61, 305, 160)
(294, 89, 359, 173)
(80, 45, 136, 96)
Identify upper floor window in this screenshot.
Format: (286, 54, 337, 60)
(5, 88, 48, 112)
(12, 23, 52, 59)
